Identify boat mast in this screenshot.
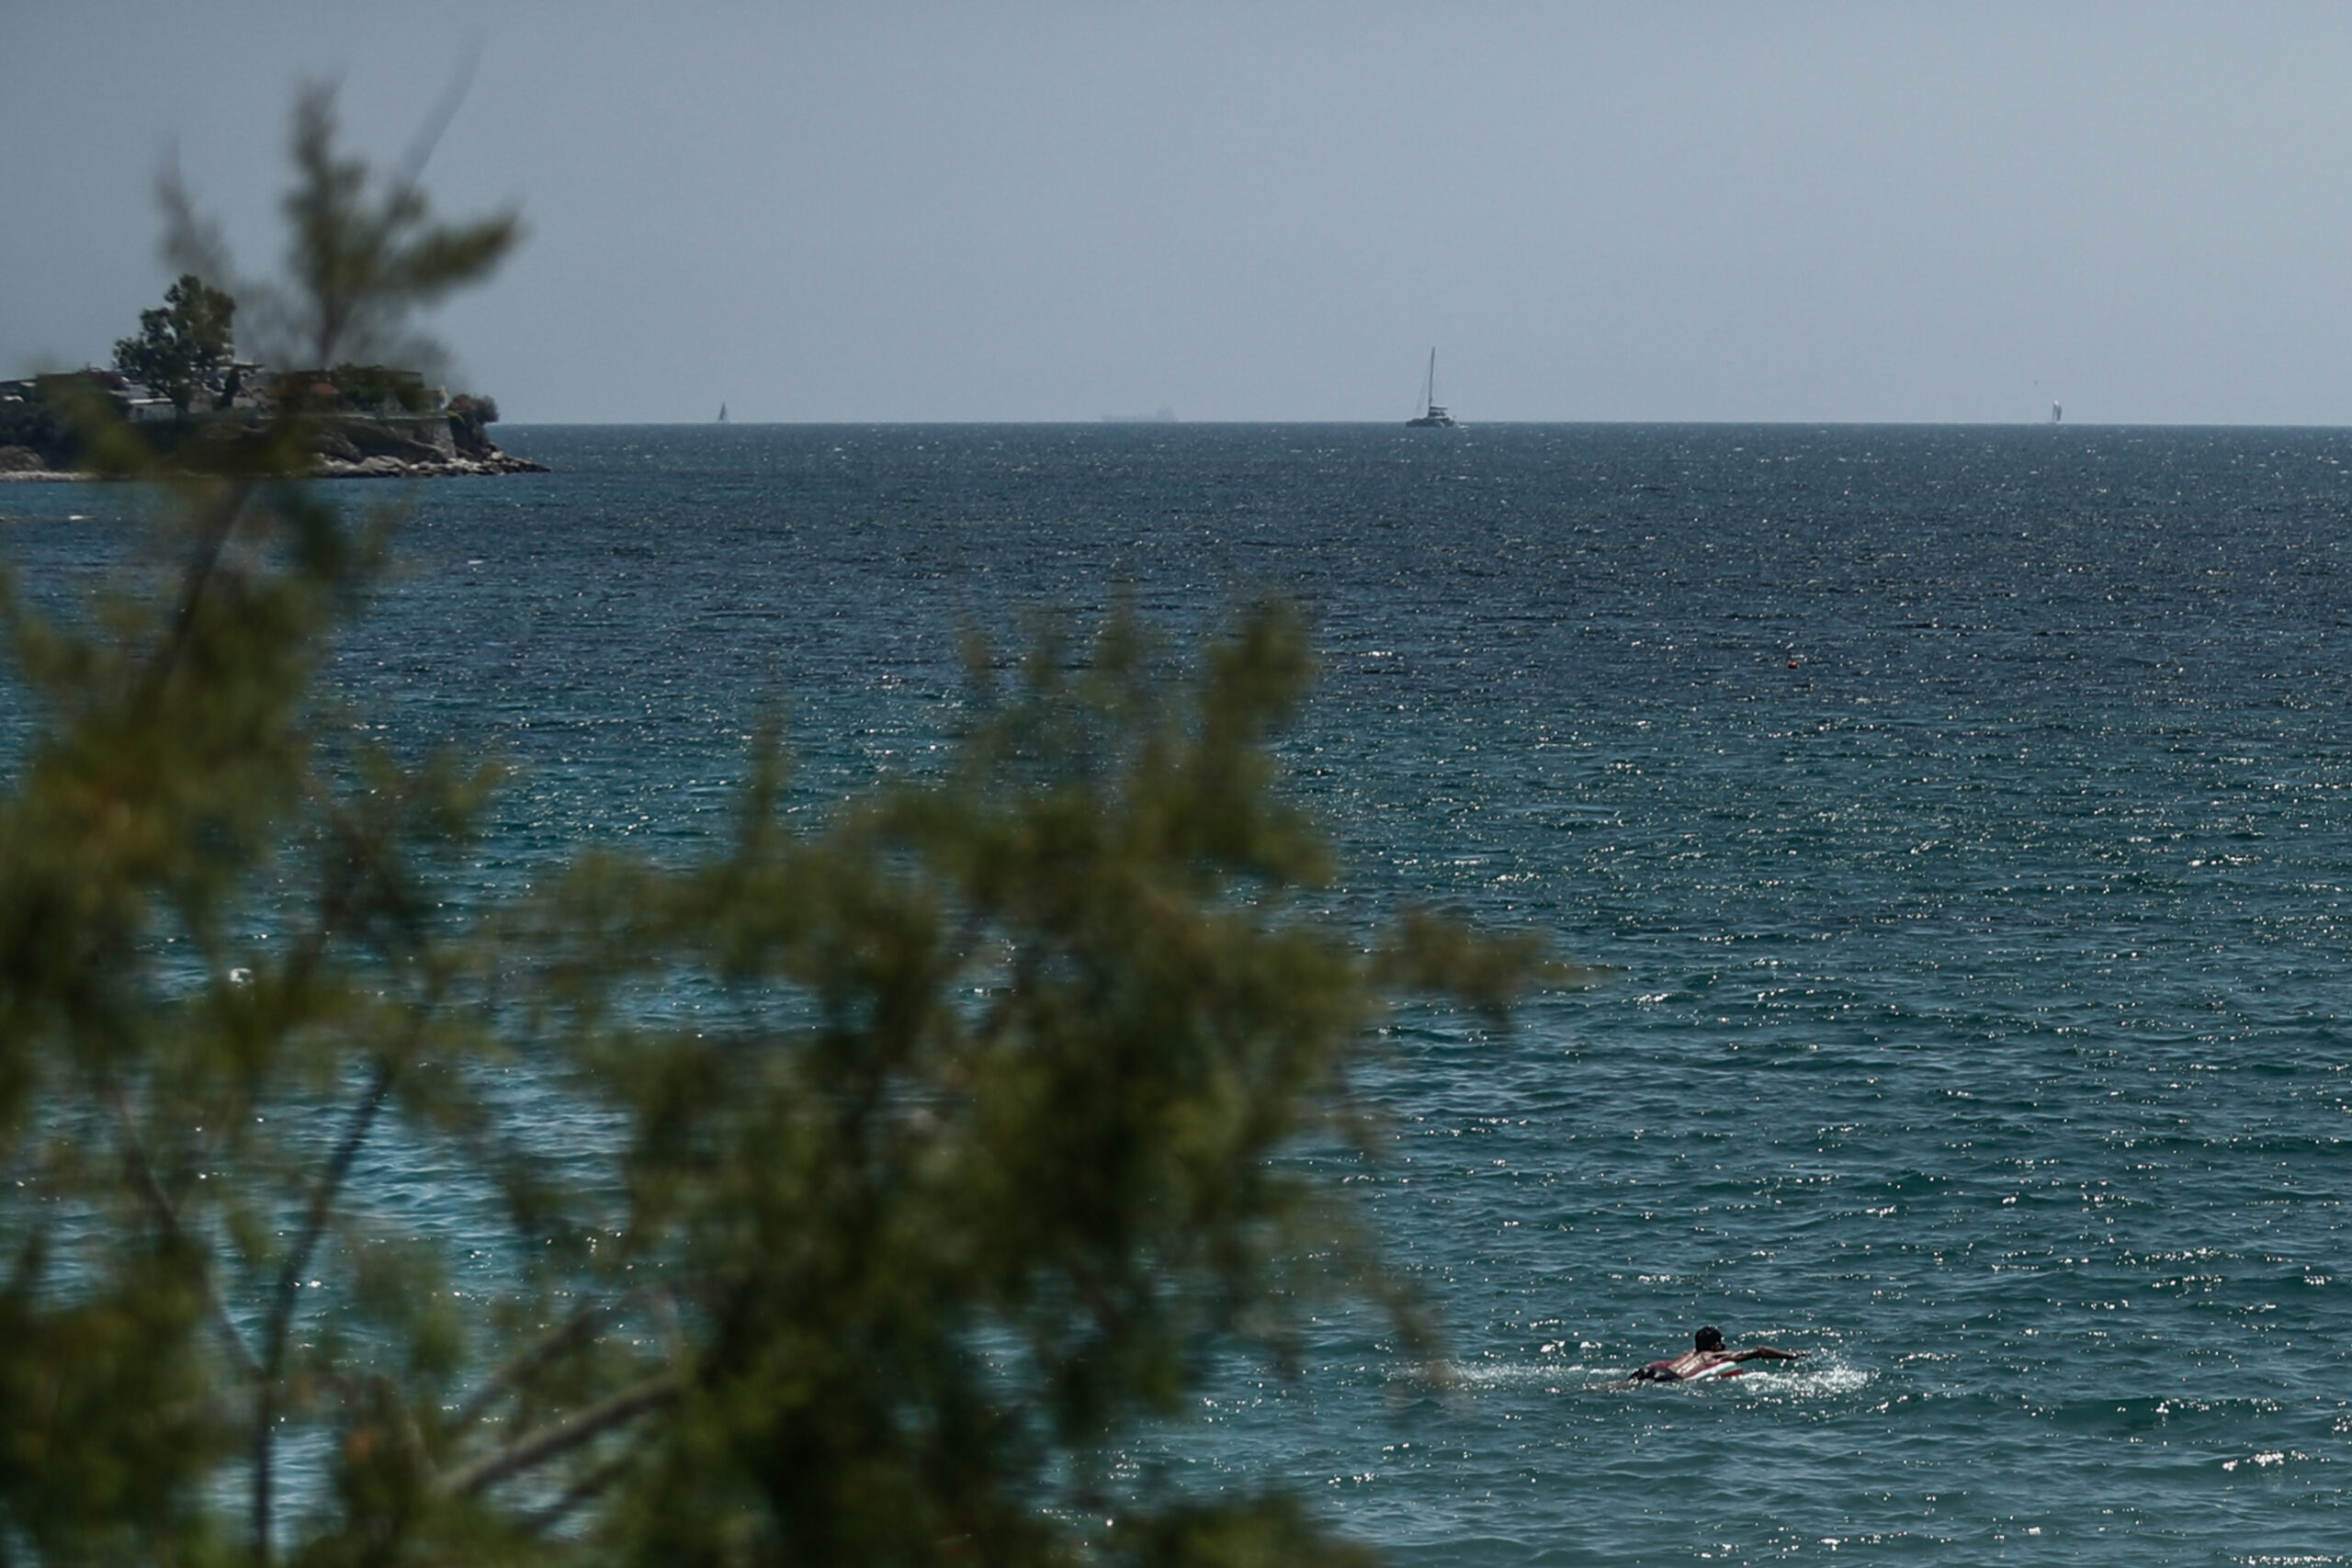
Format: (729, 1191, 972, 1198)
(1426, 348, 1438, 414)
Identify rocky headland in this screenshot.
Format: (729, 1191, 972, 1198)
(307, 409, 547, 479)
(0, 370, 546, 481)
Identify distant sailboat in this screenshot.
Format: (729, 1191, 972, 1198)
(2051, 401, 2062, 423)
(1407, 349, 1456, 427)
(718, 402, 729, 423)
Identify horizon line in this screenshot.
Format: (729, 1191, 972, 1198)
(498, 416, 2352, 430)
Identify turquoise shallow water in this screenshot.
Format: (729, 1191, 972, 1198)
(8, 423, 2352, 1562)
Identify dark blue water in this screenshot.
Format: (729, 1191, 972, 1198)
(8, 423, 2352, 1563)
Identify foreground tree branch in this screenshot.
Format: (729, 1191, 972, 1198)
(443, 1373, 681, 1498)
(0, 83, 1566, 1568)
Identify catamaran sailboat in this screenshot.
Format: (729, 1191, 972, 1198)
(1407, 349, 1456, 427)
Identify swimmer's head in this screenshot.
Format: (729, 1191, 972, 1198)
(1694, 1325, 1725, 1352)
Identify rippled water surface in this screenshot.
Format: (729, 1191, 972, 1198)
(9, 423, 2352, 1564)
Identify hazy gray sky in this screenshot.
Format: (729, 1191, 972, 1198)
(9, 2, 2352, 423)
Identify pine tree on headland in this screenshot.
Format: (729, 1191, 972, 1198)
(112, 272, 238, 412)
(0, 85, 1566, 1567)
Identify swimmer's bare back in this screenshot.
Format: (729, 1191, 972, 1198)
(1593, 1343, 1808, 1390)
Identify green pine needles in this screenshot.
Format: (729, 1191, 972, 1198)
(0, 89, 1564, 1568)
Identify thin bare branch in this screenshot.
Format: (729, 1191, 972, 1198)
(141, 479, 257, 700)
(451, 1292, 626, 1431)
(266, 1055, 398, 1360)
(392, 36, 487, 192)
(253, 1054, 397, 1565)
(525, 1450, 637, 1535)
(444, 1372, 681, 1498)
(97, 1077, 261, 1382)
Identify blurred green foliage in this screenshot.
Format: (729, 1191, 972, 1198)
(0, 87, 1565, 1568)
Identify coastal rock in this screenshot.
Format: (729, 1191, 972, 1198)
(3, 446, 546, 482)
(307, 409, 545, 476)
(312, 446, 548, 479)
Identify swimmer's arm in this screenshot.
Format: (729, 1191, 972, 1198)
(1731, 1345, 1808, 1362)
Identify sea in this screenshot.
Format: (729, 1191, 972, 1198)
(7, 422, 2352, 1564)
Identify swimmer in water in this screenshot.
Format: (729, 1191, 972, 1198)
(1624, 1325, 1808, 1383)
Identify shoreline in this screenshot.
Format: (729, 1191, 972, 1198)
(0, 451, 547, 482)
